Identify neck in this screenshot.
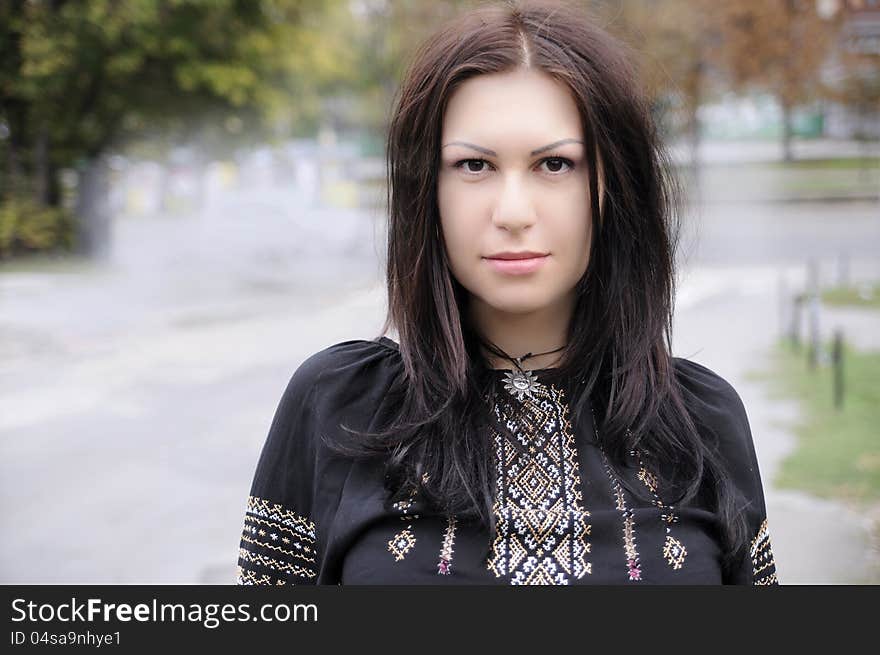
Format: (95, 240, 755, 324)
(469, 291, 574, 370)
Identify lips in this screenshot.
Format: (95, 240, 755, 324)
(483, 253, 549, 275)
(485, 251, 548, 260)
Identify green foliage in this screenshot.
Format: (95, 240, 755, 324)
(0, 0, 363, 257)
(2, 0, 353, 163)
(0, 196, 75, 258)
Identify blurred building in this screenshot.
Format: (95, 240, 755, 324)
(841, 0, 880, 54)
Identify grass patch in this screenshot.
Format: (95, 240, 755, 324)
(690, 159, 880, 199)
(0, 251, 99, 275)
(822, 283, 880, 309)
(757, 157, 880, 170)
(777, 170, 879, 194)
(700, 157, 880, 171)
(753, 341, 880, 505)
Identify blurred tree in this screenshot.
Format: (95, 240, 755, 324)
(826, 53, 880, 170)
(0, 0, 354, 256)
(591, 0, 842, 165)
(596, 0, 723, 172)
(712, 0, 839, 161)
(344, 0, 472, 137)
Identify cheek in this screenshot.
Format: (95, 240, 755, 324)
(547, 189, 592, 257)
(438, 180, 480, 261)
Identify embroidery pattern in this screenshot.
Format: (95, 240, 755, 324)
(238, 548, 315, 579)
(590, 413, 641, 581)
(388, 527, 417, 561)
(600, 451, 642, 581)
(486, 382, 592, 585)
(237, 495, 317, 585)
(635, 450, 687, 571)
(437, 516, 457, 575)
(663, 536, 687, 570)
(237, 566, 286, 586)
(387, 473, 428, 563)
(750, 518, 779, 585)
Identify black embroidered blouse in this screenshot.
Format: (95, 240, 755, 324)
(236, 336, 778, 585)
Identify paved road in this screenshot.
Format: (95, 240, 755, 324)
(0, 181, 877, 583)
(0, 189, 389, 583)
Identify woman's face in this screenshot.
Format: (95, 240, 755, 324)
(437, 67, 596, 318)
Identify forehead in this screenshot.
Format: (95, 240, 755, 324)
(441, 68, 583, 145)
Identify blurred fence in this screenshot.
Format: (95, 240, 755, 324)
(781, 253, 879, 410)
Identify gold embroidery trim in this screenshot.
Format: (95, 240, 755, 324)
(387, 526, 417, 561)
(749, 518, 778, 585)
(246, 495, 316, 537)
(237, 494, 318, 584)
(238, 548, 316, 579)
(236, 565, 289, 586)
(387, 472, 428, 563)
(634, 450, 687, 572)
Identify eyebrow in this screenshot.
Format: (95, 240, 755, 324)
(441, 138, 584, 157)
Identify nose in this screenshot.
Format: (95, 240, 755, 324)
(491, 172, 536, 232)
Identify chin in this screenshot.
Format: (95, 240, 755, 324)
(477, 289, 553, 316)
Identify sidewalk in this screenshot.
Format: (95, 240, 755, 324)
(673, 264, 880, 584)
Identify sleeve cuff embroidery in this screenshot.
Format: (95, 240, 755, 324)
(236, 495, 318, 585)
(749, 518, 778, 585)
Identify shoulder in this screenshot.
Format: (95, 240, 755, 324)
(671, 358, 778, 583)
(280, 336, 405, 428)
(291, 336, 403, 390)
(671, 357, 760, 495)
(671, 358, 750, 436)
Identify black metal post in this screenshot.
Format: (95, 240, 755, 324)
(807, 260, 820, 370)
(832, 330, 844, 411)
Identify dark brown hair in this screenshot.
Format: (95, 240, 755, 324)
(336, 0, 748, 570)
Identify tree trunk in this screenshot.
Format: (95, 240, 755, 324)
(781, 100, 794, 163)
(74, 157, 112, 258)
(46, 158, 61, 207)
(34, 124, 49, 205)
(3, 113, 25, 201)
(686, 58, 704, 206)
(856, 95, 871, 185)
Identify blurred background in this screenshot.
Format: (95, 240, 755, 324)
(0, 0, 877, 584)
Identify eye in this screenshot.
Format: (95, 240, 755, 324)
(539, 157, 574, 174)
(454, 159, 492, 175)
(452, 157, 574, 176)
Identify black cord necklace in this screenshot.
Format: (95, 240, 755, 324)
(479, 337, 566, 402)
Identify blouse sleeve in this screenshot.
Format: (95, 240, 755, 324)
(236, 337, 405, 585)
(236, 350, 324, 585)
(673, 358, 779, 586)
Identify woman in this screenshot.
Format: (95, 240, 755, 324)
(236, 0, 777, 585)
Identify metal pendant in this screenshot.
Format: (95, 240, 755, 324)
(502, 368, 541, 402)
